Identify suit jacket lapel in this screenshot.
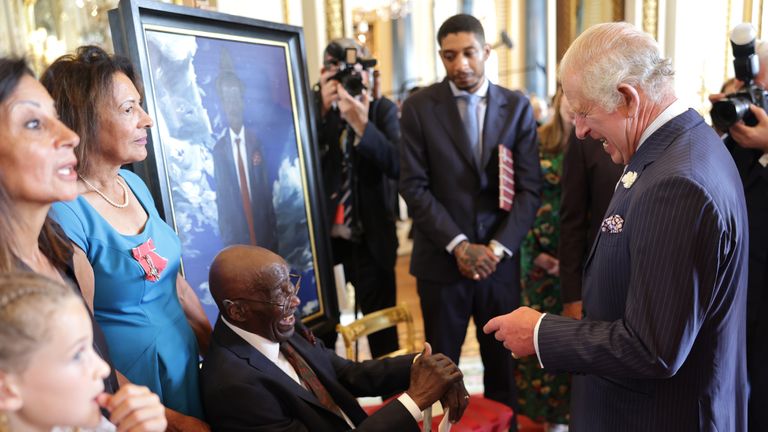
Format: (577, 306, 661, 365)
(481, 83, 507, 169)
(583, 109, 702, 270)
(214, 320, 335, 417)
(288, 337, 368, 425)
(432, 80, 479, 173)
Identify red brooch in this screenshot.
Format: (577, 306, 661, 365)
(131, 238, 168, 282)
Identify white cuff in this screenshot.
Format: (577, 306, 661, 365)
(446, 234, 468, 253)
(533, 313, 547, 369)
(759, 152, 768, 167)
(489, 239, 512, 257)
(398, 393, 424, 422)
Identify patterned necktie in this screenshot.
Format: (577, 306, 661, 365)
(280, 342, 346, 419)
(459, 93, 481, 164)
(235, 137, 257, 245)
(338, 128, 353, 227)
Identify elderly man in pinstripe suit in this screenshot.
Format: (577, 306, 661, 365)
(485, 22, 749, 431)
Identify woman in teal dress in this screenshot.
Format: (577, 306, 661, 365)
(516, 87, 573, 431)
(43, 46, 211, 428)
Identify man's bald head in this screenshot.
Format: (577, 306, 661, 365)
(210, 246, 284, 308)
(209, 246, 299, 341)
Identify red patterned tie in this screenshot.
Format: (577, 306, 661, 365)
(235, 138, 257, 245)
(280, 342, 346, 419)
(498, 144, 515, 211)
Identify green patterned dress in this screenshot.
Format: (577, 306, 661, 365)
(516, 149, 570, 425)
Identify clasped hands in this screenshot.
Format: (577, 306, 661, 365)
(406, 342, 469, 424)
(453, 241, 500, 281)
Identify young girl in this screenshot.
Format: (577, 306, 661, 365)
(0, 272, 166, 432)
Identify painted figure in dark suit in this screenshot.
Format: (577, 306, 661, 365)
(213, 69, 277, 251)
(200, 245, 469, 431)
(485, 22, 749, 431)
(558, 132, 623, 319)
(315, 39, 400, 357)
(399, 14, 541, 424)
(711, 40, 768, 432)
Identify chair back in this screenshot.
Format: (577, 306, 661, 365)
(336, 304, 415, 360)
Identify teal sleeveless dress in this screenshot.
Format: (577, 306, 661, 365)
(51, 169, 203, 418)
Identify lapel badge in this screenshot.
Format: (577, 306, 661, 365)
(252, 150, 263, 166)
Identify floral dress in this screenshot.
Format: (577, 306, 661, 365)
(516, 149, 571, 425)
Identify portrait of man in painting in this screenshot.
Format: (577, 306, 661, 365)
(143, 29, 318, 323)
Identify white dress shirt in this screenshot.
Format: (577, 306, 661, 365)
(229, 127, 252, 196)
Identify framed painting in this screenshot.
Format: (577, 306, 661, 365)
(108, 0, 338, 334)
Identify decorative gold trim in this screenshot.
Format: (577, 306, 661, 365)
(325, 0, 343, 41)
(744, 0, 753, 22)
(282, 0, 289, 24)
(725, 0, 732, 83)
(642, 0, 658, 39)
(141, 23, 326, 322)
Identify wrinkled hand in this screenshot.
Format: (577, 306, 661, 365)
(533, 253, 559, 276)
(440, 380, 470, 423)
(337, 85, 370, 136)
(561, 301, 583, 320)
(729, 104, 768, 152)
(454, 241, 500, 280)
(319, 67, 340, 117)
(483, 307, 542, 358)
(165, 407, 210, 432)
(406, 342, 463, 410)
(98, 384, 167, 432)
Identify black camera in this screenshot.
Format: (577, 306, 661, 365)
(711, 23, 768, 131)
(328, 47, 377, 97)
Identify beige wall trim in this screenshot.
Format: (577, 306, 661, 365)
(325, 0, 343, 41)
(642, 0, 658, 38)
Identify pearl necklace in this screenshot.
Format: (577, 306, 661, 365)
(79, 174, 129, 208)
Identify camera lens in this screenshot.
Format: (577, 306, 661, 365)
(711, 97, 751, 129)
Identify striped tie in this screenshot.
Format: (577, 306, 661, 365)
(281, 342, 346, 419)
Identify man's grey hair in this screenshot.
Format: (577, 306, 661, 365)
(559, 22, 674, 112)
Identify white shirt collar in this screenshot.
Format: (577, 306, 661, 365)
(229, 126, 245, 143)
(637, 98, 688, 149)
(222, 317, 280, 364)
(449, 77, 489, 99)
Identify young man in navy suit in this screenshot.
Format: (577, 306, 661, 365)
(399, 14, 542, 429)
(485, 22, 749, 431)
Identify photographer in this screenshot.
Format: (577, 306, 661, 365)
(710, 28, 768, 432)
(314, 39, 400, 357)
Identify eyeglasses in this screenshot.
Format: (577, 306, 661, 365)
(230, 274, 301, 315)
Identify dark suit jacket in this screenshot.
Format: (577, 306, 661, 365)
(319, 97, 400, 269)
(399, 79, 541, 283)
(558, 133, 623, 303)
(725, 136, 768, 430)
(538, 110, 749, 431)
(201, 319, 419, 431)
(213, 129, 277, 250)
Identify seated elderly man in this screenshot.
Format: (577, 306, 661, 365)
(201, 245, 469, 431)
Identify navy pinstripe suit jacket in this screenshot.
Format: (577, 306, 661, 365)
(538, 109, 749, 431)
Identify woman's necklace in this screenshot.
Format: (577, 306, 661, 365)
(79, 174, 129, 208)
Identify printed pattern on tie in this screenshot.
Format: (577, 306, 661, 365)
(499, 144, 515, 211)
(600, 214, 624, 234)
(280, 342, 346, 419)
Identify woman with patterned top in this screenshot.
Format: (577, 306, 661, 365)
(516, 86, 573, 432)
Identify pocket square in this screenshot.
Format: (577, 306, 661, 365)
(601, 214, 624, 234)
